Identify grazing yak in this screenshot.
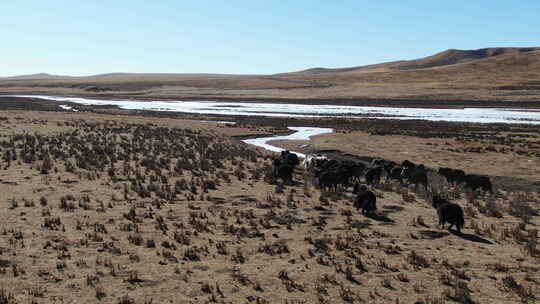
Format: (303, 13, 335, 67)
(370, 158, 385, 167)
(308, 156, 366, 191)
(272, 159, 294, 184)
(345, 161, 366, 183)
(272, 150, 300, 184)
(459, 174, 493, 193)
(432, 194, 464, 234)
(401, 167, 428, 189)
(365, 166, 382, 186)
(281, 150, 300, 168)
(438, 167, 466, 186)
(386, 166, 403, 183)
(372, 159, 397, 176)
(317, 164, 358, 190)
(353, 184, 377, 215)
(401, 160, 417, 170)
(318, 171, 344, 191)
(303, 154, 327, 171)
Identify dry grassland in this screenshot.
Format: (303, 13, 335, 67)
(0, 109, 538, 304)
(1, 49, 540, 103)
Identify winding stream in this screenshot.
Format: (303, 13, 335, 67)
(242, 127, 333, 158)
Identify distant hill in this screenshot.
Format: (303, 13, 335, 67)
(280, 47, 540, 90)
(394, 47, 540, 70)
(1, 73, 70, 80)
(1, 47, 540, 102)
(294, 47, 540, 74)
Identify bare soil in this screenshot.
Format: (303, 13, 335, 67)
(0, 106, 539, 304)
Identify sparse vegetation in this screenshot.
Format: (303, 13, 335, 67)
(0, 107, 537, 303)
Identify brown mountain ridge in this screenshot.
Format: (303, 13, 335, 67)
(295, 47, 540, 74)
(1, 47, 540, 103)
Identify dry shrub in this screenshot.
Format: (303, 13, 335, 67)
(118, 295, 136, 304)
(501, 276, 536, 303)
(319, 192, 330, 205)
(339, 286, 361, 303)
(396, 273, 409, 282)
(95, 286, 106, 300)
(444, 283, 477, 304)
(522, 229, 538, 257)
(0, 289, 16, 304)
(408, 251, 430, 269)
(483, 198, 503, 218)
(400, 187, 416, 202)
(307, 236, 333, 253)
(259, 240, 289, 256)
(508, 199, 538, 224)
(278, 270, 305, 292)
(415, 296, 446, 304)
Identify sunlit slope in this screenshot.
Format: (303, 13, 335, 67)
(283, 48, 540, 88)
(1, 47, 539, 101)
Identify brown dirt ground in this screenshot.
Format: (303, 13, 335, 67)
(0, 109, 539, 304)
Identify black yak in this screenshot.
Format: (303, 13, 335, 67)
(318, 171, 341, 191)
(432, 194, 465, 234)
(401, 167, 428, 189)
(270, 150, 301, 184)
(458, 174, 493, 193)
(281, 150, 300, 168)
(353, 184, 377, 215)
(274, 163, 294, 184)
(438, 167, 466, 186)
(401, 160, 417, 170)
(365, 166, 382, 186)
(386, 166, 403, 183)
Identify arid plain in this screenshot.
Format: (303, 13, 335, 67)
(1, 48, 540, 105)
(0, 48, 540, 304)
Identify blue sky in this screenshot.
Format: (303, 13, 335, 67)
(1, 1, 539, 76)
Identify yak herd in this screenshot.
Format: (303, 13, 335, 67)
(271, 150, 495, 234)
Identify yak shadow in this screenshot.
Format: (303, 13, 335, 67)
(286, 180, 304, 187)
(364, 212, 395, 224)
(350, 219, 372, 230)
(418, 229, 494, 244)
(450, 230, 494, 244)
(381, 205, 405, 213)
(418, 230, 450, 240)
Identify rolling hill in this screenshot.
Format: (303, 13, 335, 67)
(294, 47, 540, 74)
(0, 73, 70, 80)
(1, 47, 540, 103)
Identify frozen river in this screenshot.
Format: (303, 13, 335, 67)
(11, 95, 540, 125)
(243, 127, 333, 158)
(10, 94, 540, 156)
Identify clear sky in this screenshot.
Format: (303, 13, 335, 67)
(1, 1, 539, 76)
